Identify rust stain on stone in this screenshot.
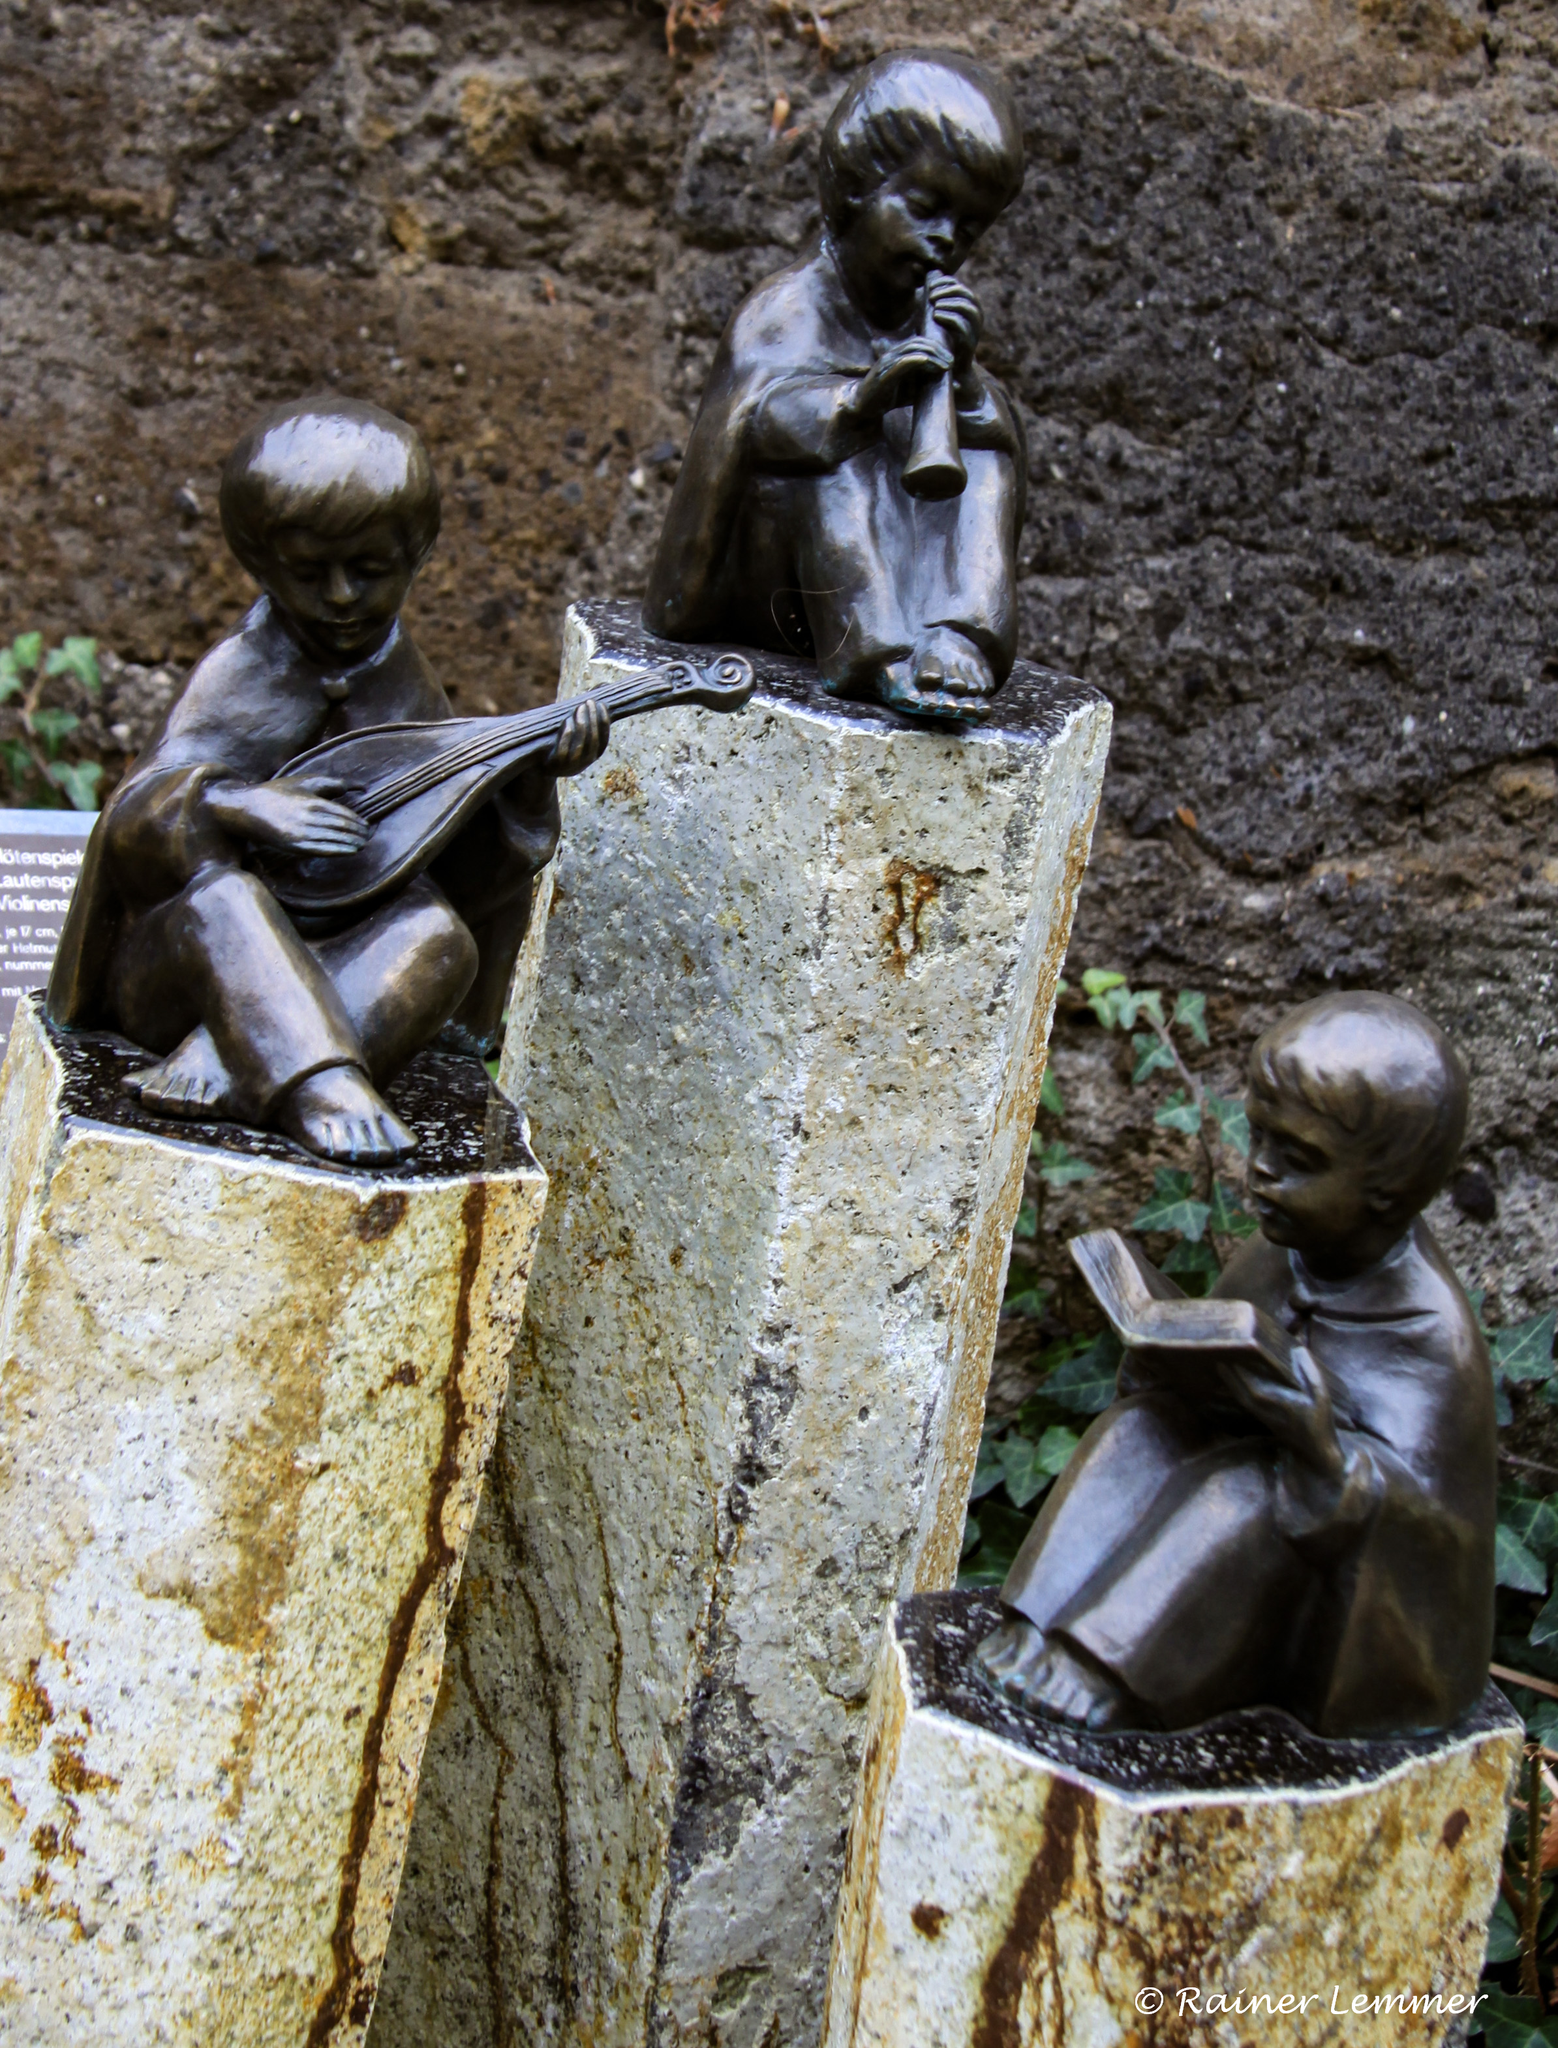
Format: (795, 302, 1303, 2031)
(911, 1901, 949, 1938)
(307, 1178, 487, 2048)
(0, 1775, 24, 1825)
(48, 1741, 118, 1797)
(6, 1665, 53, 1752)
(879, 857, 941, 971)
(973, 1774, 1091, 2048)
(354, 1189, 409, 1242)
(601, 764, 642, 801)
(1441, 1806, 1470, 1850)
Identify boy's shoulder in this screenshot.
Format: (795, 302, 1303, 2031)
(724, 243, 855, 366)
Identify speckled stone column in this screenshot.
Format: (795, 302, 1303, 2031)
(372, 602, 1111, 2048)
(0, 998, 546, 2048)
(823, 1592, 1521, 2048)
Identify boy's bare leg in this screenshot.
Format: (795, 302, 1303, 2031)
(122, 872, 477, 1164)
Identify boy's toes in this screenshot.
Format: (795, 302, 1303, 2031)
(281, 1067, 417, 1164)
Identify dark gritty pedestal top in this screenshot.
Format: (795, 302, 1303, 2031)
(32, 1001, 536, 1184)
(574, 599, 1107, 751)
(902, 1591, 1522, 1799)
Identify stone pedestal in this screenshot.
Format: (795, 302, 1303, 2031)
(823, 1592, 1521, 2048)
(0, 998, 546, 2048)
(372, 602, 1112, 2048)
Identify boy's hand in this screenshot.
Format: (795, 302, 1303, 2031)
(847, 335, 954, 424)
(928, 276, 983, 375)
(549, 698, 610, 777)
(208, 776, 370, 857)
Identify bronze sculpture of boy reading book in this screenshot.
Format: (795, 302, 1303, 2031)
(976, 992, 1497, 1741)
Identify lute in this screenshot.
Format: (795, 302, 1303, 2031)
(256, 649, 755, 916)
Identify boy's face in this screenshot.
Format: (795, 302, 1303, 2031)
(839, 152, 1002, 308)
(1245, 1079, 1388, 1274)
(260, 517, 417, 663)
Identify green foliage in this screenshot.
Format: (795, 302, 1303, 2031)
(1031, 1137, 1095, 1189)
(1481, 1991, 1558, 2047)
(1132, 1166, 1211, 1243)
(1496, 1312, 1558, 1386)
(0, 630, 105, 809)
(1498, 1524, 1548, 1595)
(1043, 1332, 1122, 1415)
(46, 759, 103, 812)
(29, 707, 79, 756)
(1204, 1091, 1250, 1156)
(1130, 1032, 1177, 1084)
(44, 636, 101, 693)
(1154, 1090, 1201, 1136)
(1172, 988, 1209, 1046)
(1039, 1063, 1064, 1116)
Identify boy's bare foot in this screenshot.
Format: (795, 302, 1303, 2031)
(974, 1618, 1142, 1731)
(278, 1064, 417, 1165)
(126, 1027, 237, 1119)
(915, 625, 995, 701)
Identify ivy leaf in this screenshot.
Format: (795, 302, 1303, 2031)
(1205, 1091, 1251, 1157)
(44, 635, 100, 694)
(1480, 1990, 1558, 2048)
(9, 631, 42, 672)
(1494, 1310, 1558, 1384)
(1013, 1197, 1039, 1240)
(46, 759, 102, 811)
(1133, 1166, 1211, 1242)
(1172, 988, 1209, 1046)
(1500, 1490, 1558, 1563)
(970, 1429, 1006, 1502)
(0, 649, 22, 703)
(997, 1435, 1049, 1509)
(1497, 1381, 1514, 1427)
(1003, 1283, 1049, 1319)
(1154, 1089, 1202, 1136)
(28, 706, 79, 757)
(1038, 1063, 1064, 1116)
(1208, 1178, 1259, 1240)
(1080, 968, 1127, 997)
(2, 740, 36, 788)
(1131, 1032, 1176, 1085)
(1531, 1588, 1558, 1649)
(1162, 1238, 1220, 1294)
(1035, 1424, 1079, 1478)
(1484, 1894, 1522, 1966)
(1043, 1332, 1121, 1415)
(1496, 1522, 1547, 1594)
(1034, 1139, 1095, 1190)
(958, 1500, 1035, 1587)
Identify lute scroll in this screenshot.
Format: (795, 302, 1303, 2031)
(257, 650, 755, 916)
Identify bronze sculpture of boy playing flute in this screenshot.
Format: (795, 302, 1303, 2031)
(644, 49, 1027, 723)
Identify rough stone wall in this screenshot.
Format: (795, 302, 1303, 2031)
(5, 3, 1557, 1330)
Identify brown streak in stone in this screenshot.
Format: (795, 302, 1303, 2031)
(972, 1775, 1089, 2048)
(879, 858, 941, 973)
(911, 1901, 948, 1938)
(0, 1776, 24, 1825)
(1442, 1805, 1470, 1850)
(307, 1179, 487, 2048)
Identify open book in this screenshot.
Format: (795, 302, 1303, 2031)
(1070, 1229, 1303, 1391)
